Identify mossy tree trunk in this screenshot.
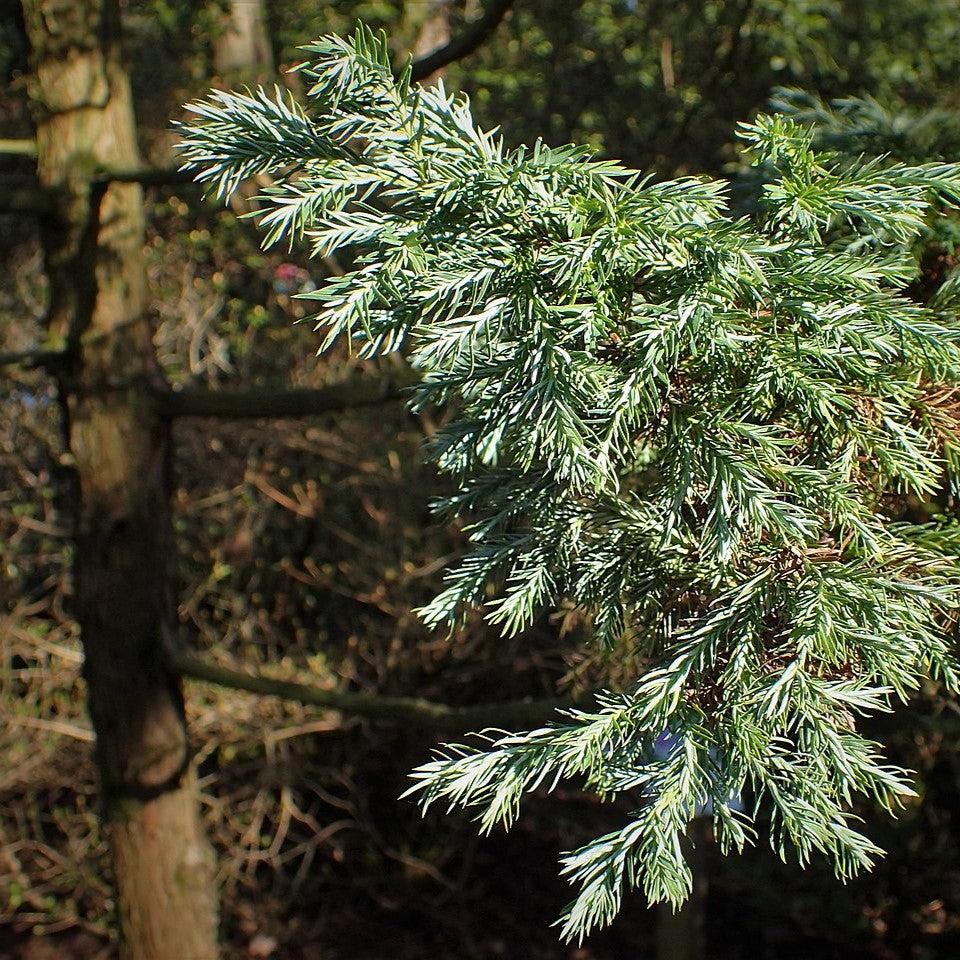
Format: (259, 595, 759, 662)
(21, 2, 219, 957)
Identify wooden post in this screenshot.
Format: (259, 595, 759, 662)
(21, 2, 219, 957)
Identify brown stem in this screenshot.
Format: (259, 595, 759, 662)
(93, 166, 198, 186)
(170, 651, 575, 733)
(0, 347, 66, 371)
(0, 137, 38, 157)
(409, 0, 514, 82)
(159, 366, 420, 419)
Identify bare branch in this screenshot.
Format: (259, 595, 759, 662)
(0, 347, 66, 371)
(92, 167, 199, 187)
(169, 651, 573, 733)
(7, 715, 95, 742)
(409, 0, 514, 82)
(0, 166, 199, 218)
(159, 366, 420, 419)
(0, 138, 38, 158)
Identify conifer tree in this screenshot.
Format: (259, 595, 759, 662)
(177, 27, 960, 940)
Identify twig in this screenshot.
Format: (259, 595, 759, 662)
(8, 716, 95, 743)
(0, 347, 66, 372)
(0, 166, 199, 220)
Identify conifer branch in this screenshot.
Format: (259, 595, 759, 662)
(176, 26, 960, 941)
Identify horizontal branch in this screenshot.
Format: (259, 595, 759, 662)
(0, 147, 190, 186)
(0, 138, 38, 158)
(159, 366, 421, 419)
(170, 651, 572, 733)
(8, 714, 95, 742)
(410, 0, 514, 82)
(0, 347, 66, 371)
(92, 166, 198, 187)
(0, 166, 197, 218)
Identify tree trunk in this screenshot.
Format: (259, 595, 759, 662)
(410, 0, 452, 84)
(21, 2, 219, 958)
(212, 0, 274, 79)
(656, 822, 707, 960)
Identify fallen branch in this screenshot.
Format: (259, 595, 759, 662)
(169, 651, 573, 733)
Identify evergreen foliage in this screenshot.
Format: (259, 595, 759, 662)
(177, 27, 960, 941)
(772, 88, 960, 164)
(451, 0, 960, 173)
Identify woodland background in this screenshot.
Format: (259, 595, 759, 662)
(2, 1, 960, 958)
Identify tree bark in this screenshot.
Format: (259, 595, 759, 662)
(212, 0, 274, 79)
(411, 0, 452, 82)
(21, 2, 219, 958)
(409, 0, 514, 83)
(656, 821, 707, 960)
